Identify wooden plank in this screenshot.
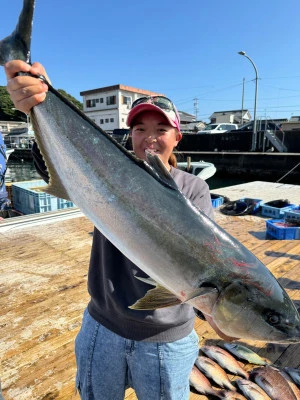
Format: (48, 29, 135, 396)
(0, 181, 299, 399)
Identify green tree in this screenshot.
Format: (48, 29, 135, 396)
(0, 86, 26, 121)
(57, 89, 83, 111)
(0, 85, 83, 121)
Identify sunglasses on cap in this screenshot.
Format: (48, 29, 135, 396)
(131, 96, 179, 118)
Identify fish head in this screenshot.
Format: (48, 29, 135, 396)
(210, 280, 300, 343)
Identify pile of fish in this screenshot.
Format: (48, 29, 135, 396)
(190, 342, 300, 399)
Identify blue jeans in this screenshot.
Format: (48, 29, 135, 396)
(75, 309, 199, 400)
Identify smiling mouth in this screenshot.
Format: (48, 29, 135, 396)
(145, 148, 159, 154)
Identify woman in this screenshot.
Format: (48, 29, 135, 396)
(5, 60, 214, 400)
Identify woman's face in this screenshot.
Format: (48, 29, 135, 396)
(131, 110, 182, 167)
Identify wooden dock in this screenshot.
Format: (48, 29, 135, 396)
(0, 181, 299, 399)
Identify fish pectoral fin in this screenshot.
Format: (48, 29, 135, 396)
(203, 313, 239, 342)
(189, 286, 219, 316)
(129, 285, 181, 310)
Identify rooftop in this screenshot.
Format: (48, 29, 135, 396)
(80, 84, 164, 97)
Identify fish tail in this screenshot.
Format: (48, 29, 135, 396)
(0, 0, 35, 65)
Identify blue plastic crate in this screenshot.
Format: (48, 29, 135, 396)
(210, 194, 224, 208)
(57, 198, 76, 209)
(12, 180, 74, 215)
(266, 219, 300, 240)
(239, 197, 263, 214)
(284, 206, 300, 223)
(261, 201, 296, 218)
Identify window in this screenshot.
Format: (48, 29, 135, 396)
(100, 119, 104, 124)
(105, 118, 109, 123)
(100, 98, 104, 103)
(106, 96, 116, 105)
(122, 96, 131, 105)
(96, 99, 99, 103)
(86, 99, 96, 108)
(110, 118, 114, 122)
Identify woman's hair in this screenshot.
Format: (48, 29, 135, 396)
(169, 127, 181, 168)
(168, 153, 177, 168)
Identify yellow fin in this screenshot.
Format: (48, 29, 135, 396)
(129, 284, 182, 310)
(28, 184, 70, 201)
(43, 182, 71, 201)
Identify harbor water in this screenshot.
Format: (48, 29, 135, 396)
(6, 160, 41, 183)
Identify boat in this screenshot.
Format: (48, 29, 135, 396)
(5, 148, 15, 158)
(177, 158, 217, 180)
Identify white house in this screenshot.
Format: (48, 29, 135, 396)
(209, 109, 251, 125)
(0, 120, 26, 135)
(80, 84, 164, 131)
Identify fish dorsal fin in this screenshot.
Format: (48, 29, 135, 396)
(145, 151, 178, 190)
(129, 283, 181, 310)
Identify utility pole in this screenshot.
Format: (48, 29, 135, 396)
(241, 77, 245, 125)
(238, 51, 259, 151)
(193, 98, 198, 120)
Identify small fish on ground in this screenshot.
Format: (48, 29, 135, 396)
(284, 367, 300, 386)
(201, 344, 249, 379)
(223, 343, 271, 365)
(189, 365, 222, 398)
(195, 356, 236, 391)
(236, 378, 272, 400)
(279, 370, 300, 400)
(218, 390, 247, 400)
(250, 366, 297, 400)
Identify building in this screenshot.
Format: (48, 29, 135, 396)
(3, 124, 34, 148)
(80, 84, 164, 132)
(0, 120, 26, 135)
(290, 116, 300, 122)
(209, 109, 251, 125)
(80, 84, 199, 132)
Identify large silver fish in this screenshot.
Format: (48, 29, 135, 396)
(1, 0, 300, 344)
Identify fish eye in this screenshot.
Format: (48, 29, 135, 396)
(267, 313, 280, 325)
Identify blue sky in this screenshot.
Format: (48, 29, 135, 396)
(1, 0, 300, 122)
